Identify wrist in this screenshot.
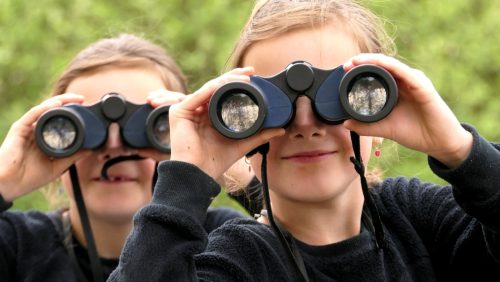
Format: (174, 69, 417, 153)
(0, 172, 15, 202)
(431, 129, 473, 168)
(0, 190, 13, 210)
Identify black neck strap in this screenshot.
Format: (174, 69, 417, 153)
(252, 130, 386, 281)
(61, 212, 88, 282)
(69, 165, 103, 282)
(349, 131, 385, 248)
(258, 143, 310, 282)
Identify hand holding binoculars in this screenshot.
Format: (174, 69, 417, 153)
(35, 93, 171, 158)
(208, 61, 398, 139)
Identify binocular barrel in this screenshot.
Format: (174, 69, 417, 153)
(35, 93, 171, 158)
(209, 62, 398, 139)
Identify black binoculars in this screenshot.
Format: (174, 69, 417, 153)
(35, 93, 171, 158)
(208, 61, 398, 139)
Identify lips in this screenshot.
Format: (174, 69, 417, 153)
(92, 175, 136, 182)
(282, 150, 336, 161)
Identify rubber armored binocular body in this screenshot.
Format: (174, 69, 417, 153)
(35, 93, 171, 158)
(208, 61, 398, 139)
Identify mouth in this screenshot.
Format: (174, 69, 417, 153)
(92, 176, 136, 183)
(282, 150, 336, 162)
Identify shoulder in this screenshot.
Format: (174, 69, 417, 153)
(206, 217, 277, 250)
(197, 218, 288, 280)
(0, 209, 64, 240)
(371, 177, 454, 214)
(372, 176, 452, 199)
(204, 206, 248, 233)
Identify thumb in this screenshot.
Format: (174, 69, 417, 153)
(240, 128, 285, 155)
(53, 149, 92, 173)
(342, 119, 389, 139)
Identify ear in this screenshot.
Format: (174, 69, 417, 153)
(372, 137, 384, 147)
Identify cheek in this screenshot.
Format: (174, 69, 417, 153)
(334, 127, 354, 148)
(248, 138, 283, 182)
(73, 156, 97, 179)
(137, 159, 157, 182)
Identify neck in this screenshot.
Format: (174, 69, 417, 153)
(68, 208, 132, 259)
(266, 181, 365, 246)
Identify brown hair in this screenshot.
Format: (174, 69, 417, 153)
(227, 0, 394, 189)
(52, 33, 187, 96)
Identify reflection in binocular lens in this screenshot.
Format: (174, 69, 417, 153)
(348, 77, 387, 116)
(152, 114, 170, 147)
(42, 117, 77, 150)
(221, 93, 259, 132)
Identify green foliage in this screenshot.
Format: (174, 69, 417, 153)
(366, 0, 500, 182)
(1, 0, 499, 211)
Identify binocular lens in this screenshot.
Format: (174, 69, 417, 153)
(151, 113, 170, 147)
(220, 93, 259, 133)
(347, 76, 388, 116)
(41, 116, 77, 150)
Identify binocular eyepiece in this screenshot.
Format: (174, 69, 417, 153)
(208, 62, 398, 139)
(35, 93, 171, 158)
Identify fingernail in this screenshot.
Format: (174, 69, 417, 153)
(47, 100, 62, 107)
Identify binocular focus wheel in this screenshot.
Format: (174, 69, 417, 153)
(285, 62, 314, 92)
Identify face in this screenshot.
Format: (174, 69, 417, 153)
(243, 24, 374, 205)
(61, 66, 167, 223)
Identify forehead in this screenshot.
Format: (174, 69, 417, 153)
(243, 24, 360, 76)
(65, 66, 165, 105)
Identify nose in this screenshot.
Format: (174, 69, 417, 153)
(288, 96, 327, 139)
(99, 123, 133, 160)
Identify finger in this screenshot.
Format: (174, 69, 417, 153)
(344, 54, 425, 91)
(136, 148, 171, 162)
(148, 90, 186, 107)
(180, 70, 253, 111)
(18, 94, 85, 126)
(51, 149, 93, 174)
(148, 89, 185, 100)
(342, 119, 391, 139)
(238, 128, 286, 155)
(226, 66, 255, 76)
(52, 93, 86, 104)
(17, 100, 63, 128)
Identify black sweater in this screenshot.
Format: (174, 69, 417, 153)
(109, 126, 500, 281)
(0, 203, 245, 281)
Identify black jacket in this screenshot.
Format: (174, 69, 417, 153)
(109, 126, 500, 281)
(0, 202, 244, 281)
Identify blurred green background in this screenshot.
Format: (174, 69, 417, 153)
(1, 0, 499, 213)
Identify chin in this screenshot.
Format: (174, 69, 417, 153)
(89, 200, 146, 221)
(91, 207, 138, 224)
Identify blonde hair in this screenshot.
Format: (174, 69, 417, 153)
(228, 0, 395, 68)
(227, 0, 394, 189)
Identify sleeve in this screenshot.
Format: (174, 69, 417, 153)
(0, 194, 13, 212)
(428, 124, 500, 262)
(109, 161, 291, 282)
(0, 214, 16, 281)
(374, 124, 500, 280)
(204, 207, 247, 233)
(429, 124, 500, 230)
(108, 161, 223, 281)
